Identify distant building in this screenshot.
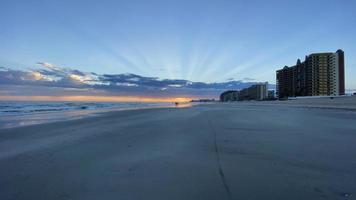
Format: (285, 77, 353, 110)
(220, 90, 239, 102)
(276, 49, 345, 98)
(238, 82, 268, 101)
(220, 83, 269, 102)
(191, 99, 216, 102)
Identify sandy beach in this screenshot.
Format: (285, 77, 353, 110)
(1, 97, 356, 200)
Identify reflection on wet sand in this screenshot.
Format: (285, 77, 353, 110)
(0, 102, 196, 129)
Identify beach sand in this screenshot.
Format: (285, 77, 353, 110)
(1, 97, 356, 200)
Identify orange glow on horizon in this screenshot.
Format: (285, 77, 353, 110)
(0, 95, 192, 103)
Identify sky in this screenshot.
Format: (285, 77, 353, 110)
(0, 0, 356, 101)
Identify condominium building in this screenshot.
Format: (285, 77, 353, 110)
(220, 90, 239, 102)
(238, 82, 268, 101)
(219, 83, 269, 102)
(276, 49, 345, 98)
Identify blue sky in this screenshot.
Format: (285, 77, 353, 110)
(1, 0, 356, 89)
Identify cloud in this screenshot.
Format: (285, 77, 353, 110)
(37, 62, 56, 69)
(0, 62, 274, 99)
(242, 77, 255, 82)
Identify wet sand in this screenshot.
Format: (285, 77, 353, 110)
(1, 99, 356, 200)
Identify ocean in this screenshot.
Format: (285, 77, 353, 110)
(0, 101, 175, 129)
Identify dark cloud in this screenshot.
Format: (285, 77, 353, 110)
(242, 77, 255, 82)
(0, 63, 274, 98)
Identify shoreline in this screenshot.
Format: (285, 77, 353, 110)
(0, 102, 192, 129)
(1, 96, 355, 130)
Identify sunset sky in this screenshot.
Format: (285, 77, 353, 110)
(1, 0, 356, 101)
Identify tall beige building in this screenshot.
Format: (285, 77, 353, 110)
(238, 82, 268, 101)
(307, 51, 344, 96)
(277, 49, 345, 98)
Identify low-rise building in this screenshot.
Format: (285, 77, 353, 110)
(191, 99, 216, 102)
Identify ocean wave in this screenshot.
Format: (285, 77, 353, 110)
(0, 101, 171, 116)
